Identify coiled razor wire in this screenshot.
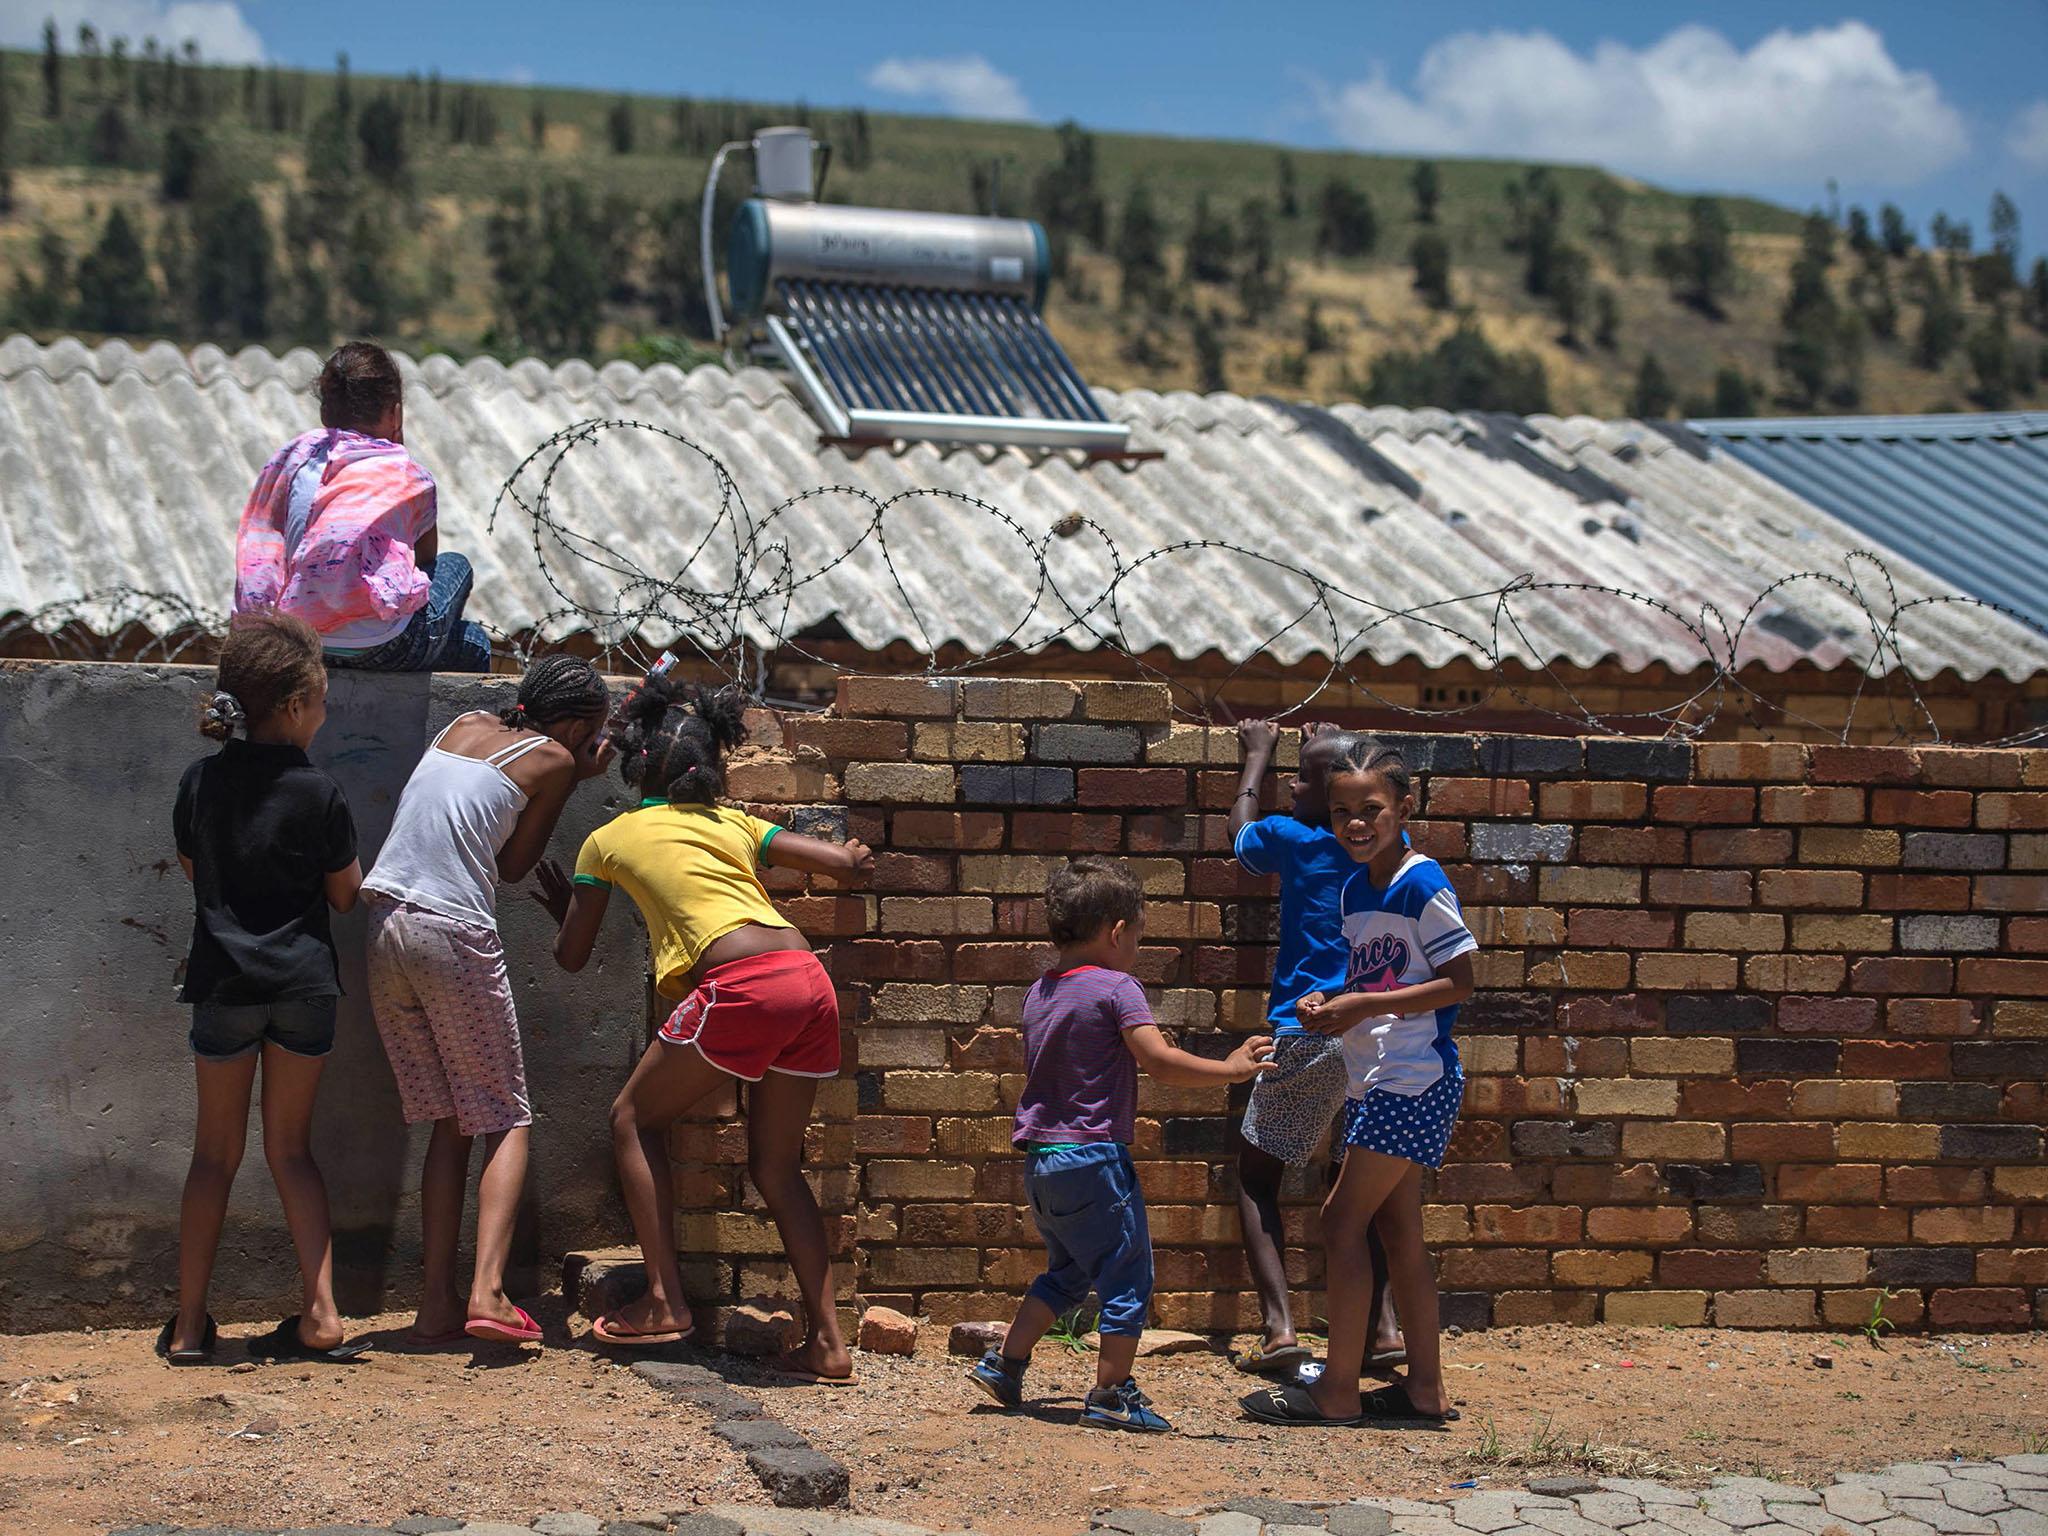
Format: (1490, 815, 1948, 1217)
(7, 415, 2048, 749)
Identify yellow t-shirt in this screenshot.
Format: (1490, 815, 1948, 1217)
(574, 799, 793, 997)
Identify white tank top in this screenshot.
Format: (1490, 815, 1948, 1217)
(362, 720, 550, 930)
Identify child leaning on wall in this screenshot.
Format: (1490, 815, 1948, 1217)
(968, 857, 1273, 1433)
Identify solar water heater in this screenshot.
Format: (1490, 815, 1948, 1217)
(703, 128, 1131, 455)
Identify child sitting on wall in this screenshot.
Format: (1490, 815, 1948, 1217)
(968, 856, 1273, 1432)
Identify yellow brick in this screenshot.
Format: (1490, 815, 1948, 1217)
(1149, 989, 1219, 1028)
(1766, 1248, 1870, 1285)
(1993, 1001, 2048, 1037)
(866, 1160, 978, 1200)
(1837, 1122, 1941, 1159)
(1621, 1121, 1728, 1159)
(880, 1071, 1000, 1113)
(912, 722, 1027, 761)
(1791, 913, 1896, 951)
(1604, 1291, 1709, 1326)
(960, 678, 1080, 720)
(1539, 867, 1643, 903)
(1527, 951, 1631, 989)
(1081, 680, 1173, 723)
(1790, 1079, 1899, 1118)
(1126, 857, 1187, 896)
(1995, 1168, 2048, 1200)
(1461, 1035, 1520, 1075)
(1467, 906, 1568, 946)
(879, 897, 995, 936)
(1696, 741, 1811, 781)
(1745, 953, 1848, 992)
(1553, 1249, 1654, 1287)
(932, 1118, 1017, 1157)
(1422, 1205, 1472, 1243)
(843, 762, 957, 802)
(1630, 1037, 1736, 1076)
(1574, 1079, 1681, 1117)
(959, 853, 1062, 893)
(855, 1029, 948, 1069)
(1635, 952, 1739, 989)
(1473, 950, 1527, 988)
(1821, 1287, 1925, 1330)
(1685, 912, 1787, 952)
(871, 984, 992, 1024)
(1144, 724, 1244, 766)
(1715, 1290, 1819, 1329)
(1798, 828, 1902, 867)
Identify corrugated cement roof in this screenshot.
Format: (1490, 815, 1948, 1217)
(1692, 412, 2048, 633)
(3, 333, 2044, 682)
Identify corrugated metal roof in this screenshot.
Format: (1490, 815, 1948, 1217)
(3, 333, 2044, 682)
(1693, 412, 2048, 632)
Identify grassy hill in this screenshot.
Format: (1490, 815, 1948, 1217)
(1, 42, 2041, 418)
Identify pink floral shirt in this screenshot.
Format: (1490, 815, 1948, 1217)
(234, 430, 436, 639)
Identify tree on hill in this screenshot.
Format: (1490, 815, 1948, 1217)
(1849, 251, 1899, 340)
(542, 183, 606, 354)
(343, 206, 398, 333)
(1879, 203, 1914, 258)
(1300, 298, 1331, 355)
(1503, 167, 1563, 296)
(78, 24, 102, 96)
(1712, 366, 1756, 417)
(529, 95, 546, 151)
(1631, 352, 1676, 418)
(73, 207, 156, 333)
(334, 51, 352, 128)
(1033, 121, 1106, 276)
(2026, 257, 2048, 333)
(1183, 192, 1236, 284)
(1368, 318, 1550, 414)
(1316, 177, 1377, 259)
(608, 97, 635, 155)
(358, 93, 407, 183)
(1653, 196, 1733, 317)
(486, 188, 544, 347)
(1551, 244, 1593, 347)
(1276, 152, 1299, 219)
(1776, 212, 1848, 407)
(161, 122, 209, 201)
(89, 102, 131, 165)
(1190, 306, 1227, 393)
(9, 227, 72, 330)
(0, 54, 15, 215)
(1234, 196, 1285, 322)
(195, 190, 275, 339)
(1593, 287, 1619, 350)
(1114, 182, 1168, 310)
(1410, 160, 1439, 223)
(1845, 206, 1875, 259)
(1968, 307, 2020, 409)
(650, 196, 712, 336)
(1912, 279, 1965, 370)
(1409, 230, 1451, 309)
(42, 19, 62, 118)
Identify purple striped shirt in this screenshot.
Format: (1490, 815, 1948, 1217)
(1014, 965, 1155, 1146)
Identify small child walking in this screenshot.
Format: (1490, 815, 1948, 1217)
(1229, 719, 1402, 1378)
(164, 611, 367, 1365)
(361, 654, 616, 1345)
(1240, 739, 1474, 1428)
(969, 857, 1272, 1432)
(537, 673, 872, 1381)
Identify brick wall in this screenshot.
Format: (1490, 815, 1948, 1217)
(677, 676, 2048, 1334)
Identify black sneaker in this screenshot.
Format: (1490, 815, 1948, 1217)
(1081, 1377, 1172, 1432)
(968, 1348, 1025, 1410)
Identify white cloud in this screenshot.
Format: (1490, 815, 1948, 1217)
(0, 0, 264, 62)
(1314, 22, 1967, 189)
(2010, 100, 2048, 172)
(865, 54, 1032, 121)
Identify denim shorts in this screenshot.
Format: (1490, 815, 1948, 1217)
(1023, 1141, 1154, 1337)
(189, 997, 338, 1061)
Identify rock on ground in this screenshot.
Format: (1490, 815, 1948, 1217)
(722, 1303, 799, 1356)
(746, 1443, 852, 1508)
(859, 1305, 918, 1355)
(948, 1320, 1009, 1356)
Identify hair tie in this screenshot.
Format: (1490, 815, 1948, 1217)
(510, 702, 529, 721)
(683, 762, 700, 777)
(205, 691, 246, 731)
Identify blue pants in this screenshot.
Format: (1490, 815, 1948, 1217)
(1024, 1142, 1154, 1337)
(327, 552, 492, 673)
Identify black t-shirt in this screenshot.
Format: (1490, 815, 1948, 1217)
(173, 739, 358, 1005)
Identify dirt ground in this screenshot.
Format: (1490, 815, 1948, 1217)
(5, 1302, 2046, 1536)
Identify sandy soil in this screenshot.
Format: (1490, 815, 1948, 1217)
(5, 1306, 2045, 1536)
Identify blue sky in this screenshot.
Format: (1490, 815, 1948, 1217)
(7, 1, 2045, 250)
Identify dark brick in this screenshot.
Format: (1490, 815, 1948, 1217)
(1668, 993, 1773, 1033)
(1586, 737, 1693, 781)
(1902, 831, 2005, 870)
(1222, 901, 1281, 943)
(747, 1444, 851, 1508)
(1898, 1082, 2004, 1119)
(1870, 1246, 1975, 1286)
(786, 804, 850, 841)
(1162, 1116, 1232, 1155)
(1952, 1041, 2048, 1078)
(1474, 735, 1585, 777)
(1030, 723, 1141, 763)
(1663, 1163, 1767, 1200)
(1461, 991, 1555, 1031)
(1439, 1291, 1493, 1332)
(1510, 1120, 1619, 1158)
(1737, 1038, 1840, 1075)
(1415, 735, 1480, 775)
(1940, 1124, 2044, 1160)
(959, 765, 1074, 805)
(855, 1071, 883, 1113)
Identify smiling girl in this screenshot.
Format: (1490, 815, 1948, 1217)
(1240, 737, 1475, 1429)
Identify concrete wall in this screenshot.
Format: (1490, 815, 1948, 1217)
(0, 661, 654, 1331)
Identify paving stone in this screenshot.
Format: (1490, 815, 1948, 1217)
(1626, 1521, 1702, 1536)
(1890, 1502, 1997, 1535)
(1701, 1492, 1773, 1530)
(2006, 1464, 2048, 1480)
(1329, 1509, 1397, 1536)
(1523, 1509, 1627, 1536)
(1768, 1503, 1865, 1535)
(1945, 1486, 2015, 1517)
(1744, 1526, 1815, 1536)
(1387, 1519, 1464, 1536)
(1894, 1470, 1960, 1487)
(1961, 1473, 2048, 1494)
(665, 1515, 743, 1536)
(1225, 1499, 1325, 1526)
(1196, 1515, 1264, 1536)
(1872, 1521, 1942, 1536)
(604, 1523, 670, 1536)
(697, 1506, 823, 1536)
(1456, 1500, 1532, 1534)
(1992, 1514, 2048, 1536)
(1825, 1490, 1896, 1526)
(1093, 1512, 1195, 1536)
(1507, 1499, 1573, 1513)
(1601, 1483, 1698, 1510)
(2015, 1498, 2048, 1518)
(1275, 1527, 1332, 1536)
(453, 1526, 543, 1536)
(713, 1418, 812, 1452)
(1572, 1494, 1645, 1528)
(632, 1361, 766, 1420)
(1375, 1503, 1456, 1519)
(1649, 1506, 1737, 1536)
(1713, 1483, 1821, 1508)
(1849, 1481, 1966, 1500)
(395, 1523, 467, 1536)
(107, 1527, 183, 1536)
(534, 1518, 607, 1536)
(1531, 1483, 1603, 1500)
(748, 1445, 851, 1509)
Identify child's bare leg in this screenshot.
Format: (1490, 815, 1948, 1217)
(1368, 1216, 1405, 1359)
(609, 1039, 729, 1335)
(467, 1124, 530, 1327)
(257, 1044, 342, 1350)
(749, 1072, 851, 1379)
(413, 1118, 471, 1337)
(174, 1053, 259, 1353)
(1375, 1166, 1446, 1415)
(1234, 1138, 1297, 1350)
(1308, 1149, 1410, 1420)
(999, 1294, 1058, 1362)
(1096, 1331, 1140, 1390)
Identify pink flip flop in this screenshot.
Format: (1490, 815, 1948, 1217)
(464, 1305, 544, 1344)
(590, 1314, 696, 1348)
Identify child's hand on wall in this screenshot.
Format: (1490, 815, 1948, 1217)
(1238, 719, 1280, 757)
(840, 837, 875, 884)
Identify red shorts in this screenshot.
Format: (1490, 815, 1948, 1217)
(657, 950, 841, 1081)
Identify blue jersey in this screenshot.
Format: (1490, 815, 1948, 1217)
(1232, 815, 1354, 1035)
(1337, 851, 1478, 1097)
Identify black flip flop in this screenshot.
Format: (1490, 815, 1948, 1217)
(1240, 1383, 1364, 1427)
(1360, 1382, 1459, 1424)
(246, 1314, 370, 1364)
(154, 1313, 217, 1366)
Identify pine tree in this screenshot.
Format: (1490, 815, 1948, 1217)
(1551, 245, 1592, 347)
(608, 97, 635, 155)
(9, 227, 72, 329)
(541, 182, 605, 354)
(1032, 121, 1106, 269)
(2026, 257, 2048, 333)
(649, 196, 712, 336)
(73, 206, 156, 332)
(1276, 152, 1299, 219)
(1409, 160, 1439, 223)
(1502, 167, 1562, 295)
(1653, 197, 1733, 317)
(1114, 182, 1167, 310)
(1912, 282, 1965, 370)
(1775, 211, 1842, 407)
(195, 190, 275, 339)
(1234, 197, 1284, 323)
(1300, 298, 1331, 355)
(1366, 319, 1550, 413)
(78, 24, 102, 97)
(161, 123, 207, 200)
(88, 104, 131, 165)
(155, 210, 193, 329)
(1315, 178, 1377, 259)
(1631, 352, 1676, 418)
(0, 55, 14, 215)
(1711, 366, 1756, 417)
(529, 95, 546, 151)
(486, 187, 544, 346)
(42, 19, 62, 119)
(1409, 230, 1451, 309)
(1183, 192, 1236, 284)
(1845, 206, 1875, 258)
(333, 51, 352, 128)
(343, 206, 397, 332)
(357, 93, 406, 183)
(1968, 308, 2018, 409)
(1593, 287, 1619, 350)
(1190, 306, 1227, 393)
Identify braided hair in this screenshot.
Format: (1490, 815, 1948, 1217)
(199, 610, 325, 740)
(499, 653, 609, 731)
(614, 672, 751, 806)
(1327, 734, 1413, 800)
